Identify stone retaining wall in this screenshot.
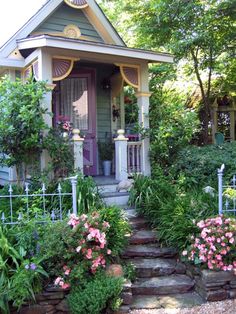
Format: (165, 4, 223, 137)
(186, 265, 236, 302)
(11, 281, 133, 314)
(11, 287, 70, 314)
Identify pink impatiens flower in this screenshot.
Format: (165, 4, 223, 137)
(86, 248, 93, 259)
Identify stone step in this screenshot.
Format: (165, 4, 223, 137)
(123, 208, 139, 219)
(122, 244, 177, 259)
(129, 258, 177, 277)
(130, 292, 205, 310)
(98, 183, 118, 194)
(129, 230, 157, 245)
(129, 217, 148, 230)
(102, 192, 129, 206)
(132, 274, 194, 295)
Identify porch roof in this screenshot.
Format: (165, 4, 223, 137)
(16, 35, 173, 65)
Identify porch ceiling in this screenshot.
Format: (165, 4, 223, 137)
(17, 35, 173, 64)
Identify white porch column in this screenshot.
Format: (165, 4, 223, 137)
(38, 49, 53, 171)
(114, 129, 128, 181)
(72, 129, 84, 174)
(136, 62, 151, 176)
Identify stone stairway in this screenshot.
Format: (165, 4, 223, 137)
(122, 208, 205, 312)
(93, 176, 130, 206)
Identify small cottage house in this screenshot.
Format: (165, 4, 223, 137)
(0, 0, 173, 183)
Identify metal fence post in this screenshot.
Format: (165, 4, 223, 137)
(218, 164, 225, 215)
(71, 177, 77, 216)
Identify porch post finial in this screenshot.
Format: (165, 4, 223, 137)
(114, 129, 128, 181)
(72, 129, 84, 174)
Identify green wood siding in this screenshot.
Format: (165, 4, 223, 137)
(34, 3, 103, 43)
(96, 64, 112, 141)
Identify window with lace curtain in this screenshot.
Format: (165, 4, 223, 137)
(60, 77, 89, 131)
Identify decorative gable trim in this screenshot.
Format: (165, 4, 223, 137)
(0, 0, 125, 59)
(64, 0, 88, 9)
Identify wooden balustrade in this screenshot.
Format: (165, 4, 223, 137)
(127, 141, 142, 175)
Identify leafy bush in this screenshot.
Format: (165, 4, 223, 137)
(67, 272, 123, 314)
(149, 85, 199, 167)
(171, 142, 236, 189)
(182, 216, 236, 271)
(99, 206, 130, 256)
(130, 170, 218, 251)
(44, 127, 74, 179)
(0, 77, 49, 181)
(38, 207, 129, 283)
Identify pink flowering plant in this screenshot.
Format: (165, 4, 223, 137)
(53, 212, 113, 289)
(182, 216, 236, 271)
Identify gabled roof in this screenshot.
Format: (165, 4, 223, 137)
(0, 0, 125, 58)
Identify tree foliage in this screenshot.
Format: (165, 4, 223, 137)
(100, 0, 236, 143)
(149, 64, 199, 166)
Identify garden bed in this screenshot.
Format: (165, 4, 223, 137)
(186, 265, 236, 301)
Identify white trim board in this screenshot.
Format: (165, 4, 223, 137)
(17, 36, 173, 64)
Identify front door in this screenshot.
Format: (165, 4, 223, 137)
(53, 69, 97, 175)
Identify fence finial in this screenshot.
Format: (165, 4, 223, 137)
(218, 164, 225, 173)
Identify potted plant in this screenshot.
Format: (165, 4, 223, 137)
(98, 140, 114, 176)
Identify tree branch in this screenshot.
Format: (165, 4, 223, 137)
(190, 48, 208, 108)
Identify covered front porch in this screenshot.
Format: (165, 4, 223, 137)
(16, 35, 172, 180)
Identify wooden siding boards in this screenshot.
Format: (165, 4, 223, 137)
(34, 3, 103, 43)
(95, 64, 115, 143)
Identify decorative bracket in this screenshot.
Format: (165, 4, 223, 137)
(115, 63, 140, 90)
(52, 56, 79, 81)
(25, 56, 79, 82)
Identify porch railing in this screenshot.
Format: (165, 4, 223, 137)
(218, 164, 236, 215)
(127, 141, 142, 175)
(0, 177, 78, 225)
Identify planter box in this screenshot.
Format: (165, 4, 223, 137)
(186, 264, 236, 301)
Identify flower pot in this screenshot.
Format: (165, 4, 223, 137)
(103, 160, 111, 176)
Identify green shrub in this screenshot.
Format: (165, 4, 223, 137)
(67, 272, 123, 314)
(38, 206, 129, 281)
(0, 77, 49, 181)
(171, 142, 236, 189)
(44, 127, 74, 179)
(99, 206, 130, 256)
(149, 87, 199, 167)
(130, 170, 218, 251)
